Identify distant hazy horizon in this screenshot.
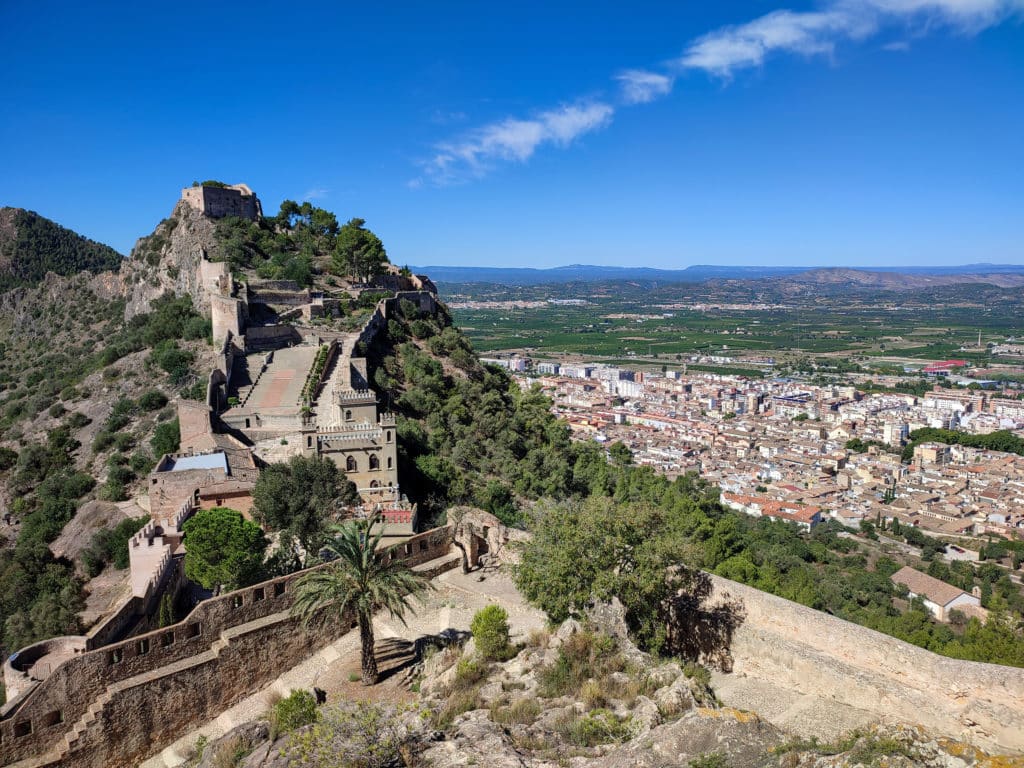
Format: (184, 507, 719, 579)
(1, 2, 1021, 268)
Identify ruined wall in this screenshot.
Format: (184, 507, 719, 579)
(0, 527, 455, 767)
(708, 574, 1024, 754)
(210, 293, 245, 346)
(180, 185, 261, 221)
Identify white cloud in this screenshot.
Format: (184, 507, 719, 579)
(302, 187, 328, 200)
(421, 102, 614, 185)
(882, 39, 912, 49)
(615, 69, 674, 104)
(864, 0, 1024, 31)
(413, 0, 1022, 185)
(678, 8, 874, 77)
(678, 0, 1023, 78)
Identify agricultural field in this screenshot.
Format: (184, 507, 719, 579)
(443, 279, 1024, 375)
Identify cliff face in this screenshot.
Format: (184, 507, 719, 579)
(120, 201, 223, 319)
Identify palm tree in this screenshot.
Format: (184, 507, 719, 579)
(291, 514, 431, 684)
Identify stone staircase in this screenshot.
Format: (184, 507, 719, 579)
(314, 338, 352, 426)
(8, 611, 295, 768)
(61, 688, 112, 755)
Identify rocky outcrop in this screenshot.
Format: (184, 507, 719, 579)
(121, 201, 223, 319)
(178, 616, 1024, 768)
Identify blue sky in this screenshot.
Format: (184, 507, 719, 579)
(1, 1, 1022, 268)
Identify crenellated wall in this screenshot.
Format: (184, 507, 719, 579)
(0, 527, 455, 768)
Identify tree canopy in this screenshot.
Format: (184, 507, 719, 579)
(182, 507, 268, 592)
(0, 208, 123, 290)
(252, 455, 359, 564)
(332, 218, 388, 281)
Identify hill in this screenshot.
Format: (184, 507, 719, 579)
(0, 207, 123, 290)
(415, 262, 1024, 288)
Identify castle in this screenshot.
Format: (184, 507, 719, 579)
(179, 183, 262, 221)
(0, 185, 446, 766)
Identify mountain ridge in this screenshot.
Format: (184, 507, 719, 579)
(0, 207, 124, 291)
(413, 262, 1024, 286)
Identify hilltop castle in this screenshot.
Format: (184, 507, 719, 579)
(179, 182, 262, 221)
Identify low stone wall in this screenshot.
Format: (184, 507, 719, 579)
(2, 637, 88, 706)
(0, 527, 455, 767)
(708, 574, 1024, 754)
(243, 324, 302, 350)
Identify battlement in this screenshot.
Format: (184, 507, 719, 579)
(337, 389, 377, 404)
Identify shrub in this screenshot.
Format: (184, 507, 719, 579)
(556, 709, 633, 747)
(490, 697, 542, 726)
(286, 702, 411, 768)
(48, 402, 66, 419)
(271, 689, 319, 738)
(471, 604, 512, 661)
(66, 411, 91, 429)
(92, 431, 115, 452)
(137, 389, 168, 411)
(537, 630, 624, 698)
(0, 447, 17, 471)
(151, 418, 180, 456)
(450, 657, 487, 693)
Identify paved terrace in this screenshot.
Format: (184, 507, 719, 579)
(232, 346, 318, 413)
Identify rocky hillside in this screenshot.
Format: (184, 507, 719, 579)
(119, 200, 222, 319)
(0, 207, 123, 290)
(186, 618, 1022, 768)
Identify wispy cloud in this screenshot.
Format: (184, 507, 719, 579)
(679, 8, 870, 77)
(421, 102, 613, 185)
(416, 0, 1022, 185)
(883, 39, 912, 49)
(616, 69, 674, 104)
(678, 0, 1023, 78)
(302, 187, 328, 200)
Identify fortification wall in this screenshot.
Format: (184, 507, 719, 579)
(708, 574, 1024, 754)
(180, 185, 261, 221)
(0, 527, 454, 767)
(243, 324, 303, 350)
(210, 294, 244, 346)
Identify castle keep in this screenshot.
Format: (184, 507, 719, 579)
(179, 183, 262, 221)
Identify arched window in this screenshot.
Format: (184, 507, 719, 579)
(346, 456, 357, 472)
(385, 430, 392, 443)
(370, 480, 380, 488)
(345, 409, 352, 421)
(387, 457, 393, 469)
(369, 454, 379, 470)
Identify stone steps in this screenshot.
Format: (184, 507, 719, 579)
(10, 611, 297, 768)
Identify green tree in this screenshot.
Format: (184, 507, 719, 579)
(291, 516, 430, 684)
(253, 455, 359, 565)
(608, 442, 633, 466)
(151, 418, 180, 456)
(470, 604, 512, 661)
(332, 218, 388, 281)
(514, 496, 698, 653)
(182, 507, 268, 592)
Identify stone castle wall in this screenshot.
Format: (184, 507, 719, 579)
(0, 527, 455, 767)
(708, 573, 1024, 754)
(180, 185, 261, 221)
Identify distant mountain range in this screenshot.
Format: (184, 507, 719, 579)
(413, 263, 1024, 287)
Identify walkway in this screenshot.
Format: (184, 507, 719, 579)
(140, 566, 547, 767)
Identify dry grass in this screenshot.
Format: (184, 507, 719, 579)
(490, 697, 543, 726)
